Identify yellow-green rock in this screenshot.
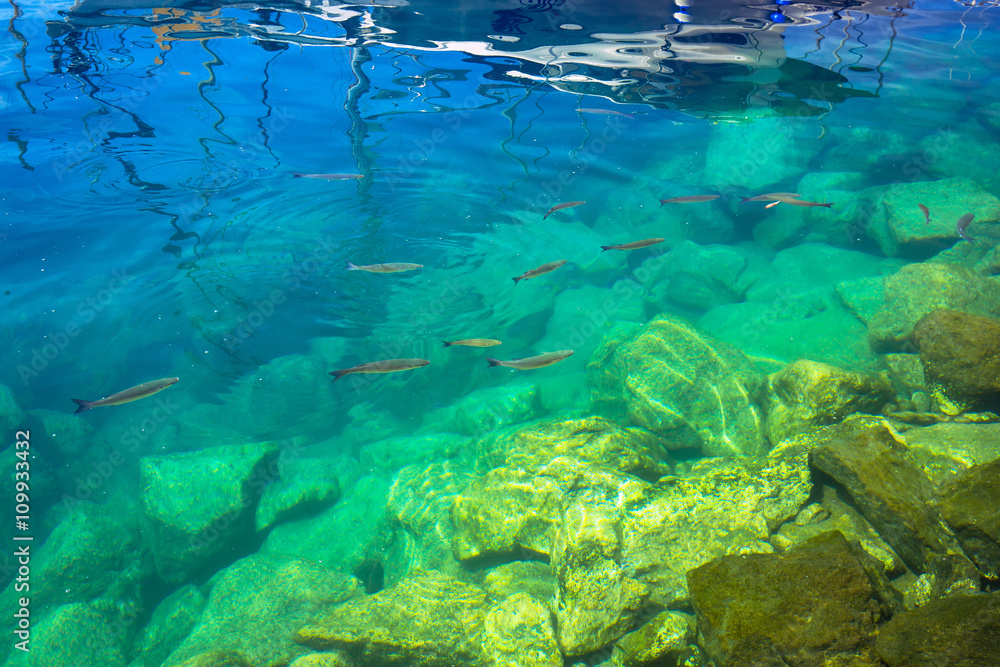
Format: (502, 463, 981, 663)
(612, 611, 693, 667)
(588, 314, 767, 457)
(764, 359, 892, 445)
(473, 415, 673, 479)
(174, 651, 251, 667)
(482, 593, 561, 667)
(295, 571, 489, 667)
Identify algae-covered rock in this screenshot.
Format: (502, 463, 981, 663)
(255, 456, 340, 532)
(384, 461, 476, 585)
(262, 475, 391, 576)
(588, 314, 767, 457)
(173, 651, 251, 667)
(8, 601, 130, 667)
(840, 263, 1000, 351)
(937, 457, 1000, 579)
(763, 359, 892, 445)
(359, 432, 471, 473)
(19, 499, 149, 615)
(451, 457, 647, 562)
(129, 585, 208, 667)
(162, 554, 361, 667)
(866, 177, 1000, 257)
(688, 532, 895, 667)
(643, 240, 763, 313)
(874, 593, 1000, 667)
(903, 422, 1000, 488)
(418, 384, 541, 437)
(482, 593, 561, 667)
(481, 561, 555, 607)
(703, 115, 821, 192)
(912, 309, 1000, 408)
(473, 415, 673, 477)
(140, 443, 280, 583)
(810, 420, 968, 573)
(622, 440, 813, 607)
(549, 466, 651, 656)
(33, 408, 94, 457)
(295, 571, 489, 667)
(288, 653, 354, 667)
(611, 611, 693, 667)
(0, 383, 25, 433)
(772, 485, 906, 576)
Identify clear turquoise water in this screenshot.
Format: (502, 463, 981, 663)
(1, 0, 999, 610)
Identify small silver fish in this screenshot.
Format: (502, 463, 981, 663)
(72, 377, 179, 414)
(486, 350, 574, 370)
(579, 108, 634, 118)
(442, 339, 502, 348)
(346, 261, 422, 273)
(543, 201, 586, 220)
(659, 195, 719, 205)
(329, 358, 430, 381)
(513, 260, 567, 285)
(740, 192, 802, 203)
(600, 238, 665, 252)
(292, 173, 364, 180)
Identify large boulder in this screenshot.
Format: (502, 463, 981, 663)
(688, 531, 896, 667)
(937, 457, 1000, 579)
(912, 309, 1000, 409)
(810, 420, 970, 574)
(588, 315, 767, 457)
(140, 443, 280, 583)
(295, 571, 489, 667)
(866, 177, 1000, 257)
(875, 593, 1000, 667)
(162, 555, 361, 667)
(837, 262, 1000, 352)
(763, 359, 892, 445)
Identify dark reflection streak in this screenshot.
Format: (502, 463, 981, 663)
(830, 12, 853, 72)
(7, 0, 36, 114)
(499, 89, 534, 179)
(520, 87, 551, 173)
(196, 40, 238, 157)
(803, 15, 836, 60)
(345, 47, 374, 188)
(256, 50, 283, 168)
(847, 15, 871, 70)
(873, 16, 898, 94)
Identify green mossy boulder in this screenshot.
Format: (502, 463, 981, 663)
(912, 309, 1000, 408)
(162, 554, 361, 667)
(937, 457, 1000, 579)
(255, 456, 341, 532)
(473, 415, 673, 478)
(838, 263, 1000, 352)
(482, 593, 561, 667)
(688, 531, 896, 667)
(129, 585, 208, 667)
(611, 611, 694, 667)
(866, 177, 1000, 257)
(763, 359, 892, 445)
(588, 314, 767, 457)
(903, 422, 1000, 489)
(295, 571, 489, 667)
(810, 420, 968, 573)
(875, 593, 1000, 667)
(140, 444, 280, 583)
(5, 601, 130, 667)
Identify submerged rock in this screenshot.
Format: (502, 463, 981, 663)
(589, 314, 767, 457)
(866, 177, 1000, 257)
(688, 531, 896, 667)
(140, 443, 280, 583)
(838, 262, 1000, 352)
(912, 309, 1000, 408)
(937, 457, 1000, 579)
(763, 359, 892, 445)
(129, 585, 208, 667)
(902, 422, 1000, 488)
(875, 593, 1000, 667)
(810, 420, 969, 574)
(610, 611, 694, 667)
(295, 571, 489, 667)
(418, 384, 541, 438)
(482, 593, 561, 667)
(255, 456, 341, 532)
(162, 554, 361, 667)
(11, 600, 131, 666)
(473, 415, 673, 478)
